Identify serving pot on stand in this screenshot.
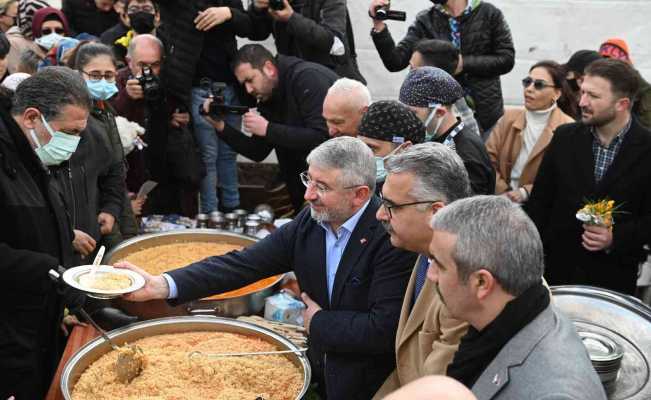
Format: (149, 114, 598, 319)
(104, 229, 284, 319)
(60, 316, 311, 400)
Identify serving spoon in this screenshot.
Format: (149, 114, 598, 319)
(79, 308, 144, 383)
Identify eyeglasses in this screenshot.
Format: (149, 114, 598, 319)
(41, 27, 65, 35)
(127, 5, 155, 13)
(379, 192, 440, 219)
(522, 77, 556, 91)
(299, 171, 362, 196)
(82, 70, 116, 83)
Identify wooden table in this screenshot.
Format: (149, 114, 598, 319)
(45, 325, 99, 400)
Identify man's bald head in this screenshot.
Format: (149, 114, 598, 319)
(323, 78, 371, 137)
(127, 33, 164, 77)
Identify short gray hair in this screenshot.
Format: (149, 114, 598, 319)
(127, 34, 164, 59)
(384, 142, 470, 204)
(306, 137, 376, 192)
(430, 195, 544, 296)
(12, 66, 92, 120)
(327, 78, 372, 109)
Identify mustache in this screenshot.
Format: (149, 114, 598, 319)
(381, 220, 394, 234)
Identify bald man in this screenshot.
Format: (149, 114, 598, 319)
(322, 77, 371, 137)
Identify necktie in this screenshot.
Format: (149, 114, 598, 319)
(412, 256, 429, 306)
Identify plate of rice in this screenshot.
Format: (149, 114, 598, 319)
(63, 265, 145, 299)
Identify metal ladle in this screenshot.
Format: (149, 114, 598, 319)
(78, 308, 144, 383)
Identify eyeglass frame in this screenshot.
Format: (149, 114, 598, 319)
(521, 76, 556, 91)
(299, 171, 365, 196)
(82, 70, 117, 83)
(379, 192, 441, 219)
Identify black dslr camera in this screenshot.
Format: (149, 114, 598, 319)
(372, 5, 406, 21)
(137, 66, 162, 102)
(198, 79, 249, 119)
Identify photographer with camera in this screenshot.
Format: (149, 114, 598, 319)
(369, 0, 515, 137)
(248, 0, 364, 83)
(202, 44, 336, 213)
(112, 34, 198, 216)
(152, 0, 257, 215)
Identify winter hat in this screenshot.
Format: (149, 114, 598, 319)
(564, 50, 601, 75)
(599, 38, 632, 63)
(358, 100, 425, 145)
(399, 66, 464, 107)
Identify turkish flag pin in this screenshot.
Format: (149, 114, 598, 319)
(360, 238, 367, 245)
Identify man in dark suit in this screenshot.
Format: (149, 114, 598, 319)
(119, 137, 417, 399)
(525, 58, 651, 295)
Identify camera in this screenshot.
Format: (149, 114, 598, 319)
(137, 66, 162, 102)
(198, 79, 249, 119)
(268, 0, 288, 11)
(372, 5, 406, 21)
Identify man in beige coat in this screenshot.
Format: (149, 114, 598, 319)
(373, 142, 471, 399)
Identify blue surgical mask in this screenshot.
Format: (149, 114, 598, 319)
(35, 32, 64, 50)
(86, 79, 118, 100)
(375, 156, 387, 182)
(29, 114, 81, 166)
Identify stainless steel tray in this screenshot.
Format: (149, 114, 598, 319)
(60, 316, 311, 400)
(552, 285, 651, 399)
(104, 230, 283, 318)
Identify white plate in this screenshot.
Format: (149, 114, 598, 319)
(62, 265, 145, 299)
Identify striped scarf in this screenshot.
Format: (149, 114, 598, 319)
(18, 0, 49, 39)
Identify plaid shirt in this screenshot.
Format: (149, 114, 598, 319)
(591, 118, 632, 182)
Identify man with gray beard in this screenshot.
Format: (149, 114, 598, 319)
(119, 137, 417, 399)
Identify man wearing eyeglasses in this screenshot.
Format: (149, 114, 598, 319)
(373, 142, 470, 399)
(118, 137, 417, 399)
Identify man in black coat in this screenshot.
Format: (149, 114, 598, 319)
(0, 67, 92, 400)
(248, 0, 365, 82)
(202, 44, 336, 212)
(525, 59, 651, 295)
(62, 0, 120, 37)
(119, 137, 417, 400)
(369, 0, 514, 134)
(399, 67, 495, 195)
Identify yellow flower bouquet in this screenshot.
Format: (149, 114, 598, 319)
(576, 199, 619, 228)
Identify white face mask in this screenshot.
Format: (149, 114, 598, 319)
(35, 32, 64, 50)
(424, 106, 444, 141)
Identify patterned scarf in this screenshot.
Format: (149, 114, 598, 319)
(434, 0, 481, 48)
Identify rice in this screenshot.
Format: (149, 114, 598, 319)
(117, 242, 243, 276)
(78, 272, 132, 290)
(71, 331, 303, 400)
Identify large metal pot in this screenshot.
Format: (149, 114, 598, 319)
(60, 316, 311, 400)
(551, 285, 651, 399)
(104, 229, 283, 319)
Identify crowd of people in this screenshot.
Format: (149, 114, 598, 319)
(0, 0, 650, 399)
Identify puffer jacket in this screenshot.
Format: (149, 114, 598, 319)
(372, 2, 515, 131)
(248, 0, 364, 82)
(155, 0, 254, 105)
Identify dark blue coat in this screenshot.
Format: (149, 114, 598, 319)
(168, 196, 417, 399)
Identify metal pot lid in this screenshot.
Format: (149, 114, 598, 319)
(551, 285, 651, 400)
(578, 331, 624, 363)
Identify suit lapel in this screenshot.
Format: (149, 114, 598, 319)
(396, 262, 419, 349)
(596, 121, 648, 194)
(397, 256, 436, 349)
(572, 124, 597, 193)
(473, 306, 554, 400)
(329, 198, 378, 308)
(305, 223, 330, 309)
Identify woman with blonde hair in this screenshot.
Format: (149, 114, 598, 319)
(486, 60, 575, 203)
